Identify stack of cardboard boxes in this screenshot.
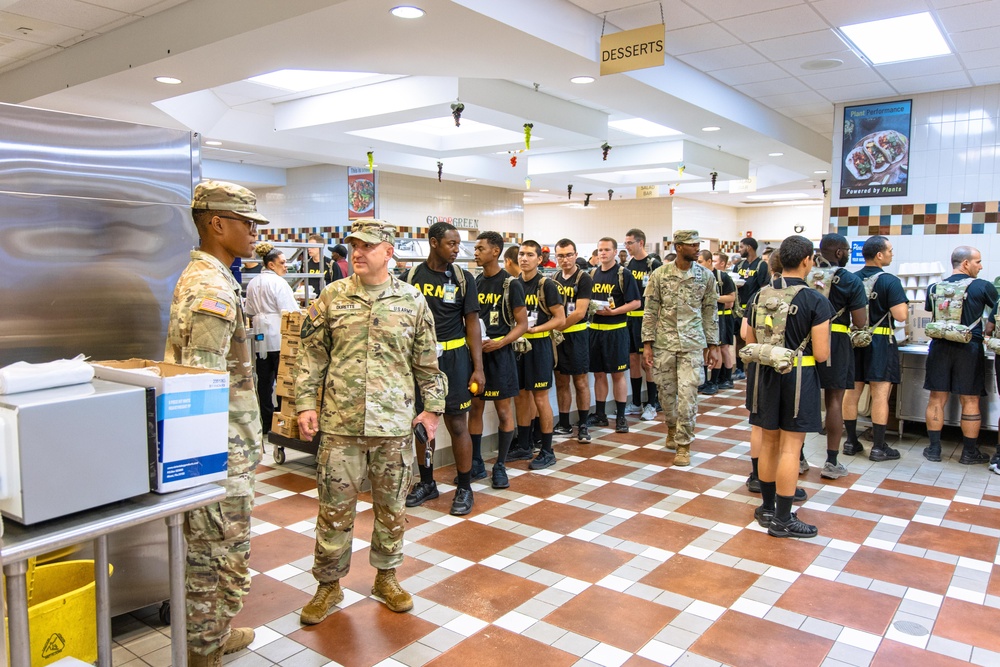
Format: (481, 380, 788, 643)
(271, 310, 305, 439)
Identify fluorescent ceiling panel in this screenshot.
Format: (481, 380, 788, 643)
(246, 69, 380, 92)
(608, 118, 682, 137)
(578, 167, 694, 185)
(839, 13, 950, 65)
(348, 117, 531, 151)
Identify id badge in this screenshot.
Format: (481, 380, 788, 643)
(643, 274, 649, 288)
(567, 302, 576, 314)
(609, 296, 616, 310)
(443, 283, 457, 304)
(436, 342, 444, 357)
(490, 310, 500, 326)
(527, 312, 538, 328)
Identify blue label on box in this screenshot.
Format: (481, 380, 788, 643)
(850, 240, 865, 266)
(156, 388, 229, 420)
(161, 452, 228, 481)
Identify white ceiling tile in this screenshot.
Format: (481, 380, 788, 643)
(937, 1, 1000, 32)
(820, 81, 898, 103)
(734, 77, 810, 98)
(797, 114, 835, 132)
(757, 90, 829, 108)
(959, 46, 1000, 69)
(749, 29, 846, 60)
(665, 22, 740, 55)
(595, 0, 708, 31)
(809, 0, 929, 28)
(774, 102, 835, 117)
(136, 0, 188, 15)
(950, 26, 1000, 51)
(876, 55, 964, 79)
(0, 11, 83, 44)
(775, 51, 869, 79)
(969, 65, 1000, 86)
(83, 0, 166, 13)
(930, 0, 985, 7)
(688, 0, 805, 22)
(676, 44, 766, 72)
(798, 65, 884, 88)
(710, 62, 789, 86)
(892, 71, 974, 94)
(718, 5, 828, 43)
(6, 0, 125, 31)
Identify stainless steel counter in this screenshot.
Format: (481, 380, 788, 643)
(898, 343, 999, 431)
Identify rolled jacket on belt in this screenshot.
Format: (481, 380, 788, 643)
(739, 343, 814, 374)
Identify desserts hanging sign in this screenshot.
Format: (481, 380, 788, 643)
(600, 24, 665, 76)
(841, 99, 911, 199)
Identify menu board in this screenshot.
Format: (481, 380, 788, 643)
(347, 167, 377, 219)
(841, 99, 911, 199)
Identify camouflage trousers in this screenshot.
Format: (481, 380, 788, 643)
(313, 434, 413, 583)
(650, 349, 703, 446)
(184, 488, 254, 655)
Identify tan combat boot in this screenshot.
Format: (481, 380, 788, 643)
(372, 568, 414, 612)
(187, 648, 223, 667)
(300, 581, 344, 625)
(674, 443, 691, 466)
(664, 422, 677, 451)
(223, 627, 255, 654)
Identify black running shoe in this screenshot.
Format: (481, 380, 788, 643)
(869, 447, 900, 462)
(491, 463, 509, 489)
(553, 424, 573, 436)
(793, 487, 807, 502)
(577, 424, 591, 442)
(842, 440, 864, 456)
(506, 445, 534, 461)
(587, 413, 609, 427)
(718, 380, 734, 390)
(922, 446, 942, 462)
(746, 474, 761, 494)
(959, 448, 990, 465)
(768, 513, 818, 538)
(732, 369, 746, 380)
(615, 416, 629, 433)
(529, 449, 556, 470)
(405, 481, 439, 507)
(753, 505, 774, 528)
(699, 383, 718, 396)
(449, 488, 474, 516)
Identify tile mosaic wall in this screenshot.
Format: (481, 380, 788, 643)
(831, 200, 1000, 237)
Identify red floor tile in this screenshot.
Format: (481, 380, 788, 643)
(264, 472, 317, 493)
(872, 640, 971, 667)
(898, 521, 1000, 560)
(844, 546, 954, 595)
(578, 483, 667, 512)
(833, 489, 921, 520)
(933, 598, 1000, 653)
(806, 511, 878, 543)
(522, 536, 634, 583)
(232, 574, 313, 628)
(417, 521, 527, 563)
(691, 611, 834, 667)
(250, 528, 317, 573)
(506, 500, 603, 534)
(543, 586, 679, 651)
(606, 514, 708, 552)
(503, 473, 578, 499)
(600, 430, 663, 446)
(943, 501, 1000, 528)
(695, 455, 753, 476)
(553, 442, 618, 458)
(425, 626, 577, 667)
(252, 494, 320, 527)
(420, 565, 547, 622)
(717, 528, 824, 572)
(878, 478, 956, 501)
(561, 458, 635, 481)
(643, 468, 724, 494)
(673, 494, 756, 526)
(641, 555, 759, 607)
(776, 575, 900, 634)
(618, 447, 675, 466)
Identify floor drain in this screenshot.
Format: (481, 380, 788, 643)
(893, 620, 930, 636)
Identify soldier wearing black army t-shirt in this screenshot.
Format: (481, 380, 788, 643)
(553, 238, 594, 442)
(401, 222, 484, 517)
(625, 228, 663, 421)
(734, 237, 770, 379)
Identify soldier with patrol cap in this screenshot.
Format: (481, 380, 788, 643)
(295, 219, 447, 625)
(641, 230, 721, 467)
(165, 179, 267, 665)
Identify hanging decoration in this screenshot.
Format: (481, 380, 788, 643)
(437, 161, 443, 182)
(567, 184, 573, 199)
(510, 155, 517, 167)
(669, 184, 676, 196)
(525, 177, 532, 190)
(584, 193, 592, 207)
(451, 101, 465, 127)
(821, 179, 828, 196)
(710, 171, 718, 190)
(367, 151, 374, 172)
(608, 189, 614, 200)
(677, 164, 685, 176)
(523, 123, 533, 150)
(601, 142, 612, 161)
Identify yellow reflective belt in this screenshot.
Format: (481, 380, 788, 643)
(873, 327, 893, 335)
(793, 355, 816, 367)
(627, 311, 644, 317)
(563, 323, 588, 334)
(440, 337, 467, 350)
(523, 331, 550, 339)
(718, 309, 732, 315)
(831, 324, 849, 333)
(591, 322, 628, 331)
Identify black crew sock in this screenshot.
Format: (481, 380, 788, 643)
(775, 494, 794, 522)
(558, 412, 570, 428)
(418, 464, 434, 485)
(873, 423, 887, 450)
(541, 432, 554, 453)
(531, 417, 540, 435)
(631, 378, 643, 404)
(578, 409, 589, 426)
(470, 433, 483, 465)
(751, 457, 759, 480)
(928, 430, 942, 449)
(616, 401, 627, 420)
(845, 419, 859, 443)
(760, 480, 776, 511)
(647, 382, 658, 406)
(736, 357, 744, 372)
(456, 470, 472, 490)
(702, 365, 708, 381)
(799, 445, 806, 462)
(826, 449, 838, 465)
(962, 435, 979, 453)
(517, 425, 532, 450)
(497, 429, 514, 464)
(710, 368, 721, 384)
(596, 401, 607, 417)
(723, 366, 733, 382)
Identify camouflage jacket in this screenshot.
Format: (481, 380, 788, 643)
(295, 274, 447, 437)
(164, 250, 261, 497)
(641, 261, 720, 352)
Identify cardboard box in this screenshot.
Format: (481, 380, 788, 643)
(907, 303, 932, 344)
(277, 353, 297, 377)
(271, 413, 299, 439)
(280, 336, 300, 357)
(281, 310, 305, 335)
(91, 359, 230, 493)
(276, 376, 296, 399)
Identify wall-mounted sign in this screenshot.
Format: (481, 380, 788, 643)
(850, 240, 865, 265)
(427, 215, 479, 230)
(636, 184, 659, 199)
(348, 167, 377, 219)
(600, 24, 665, 76)
(728, 176, 757, 194)
(841, 99, 911, 199)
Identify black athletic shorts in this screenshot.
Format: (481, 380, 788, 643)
(818, 331, 855, 390)
(517, 334, 554, 391)
(924, 339, 986, 396)
(590, 326, 629, 374)
(747, 365, 822, 432)
(744, 362, 757, 412)
(854, 334, 901, 384)
(717, 310, 735, 346)
(416, 345, 472, 414)
(627, 316, 643, 354)
(482, 345, 519, 401)
(556, 328, 590, 376)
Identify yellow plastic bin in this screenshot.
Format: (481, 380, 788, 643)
(5, 559, 113, 666)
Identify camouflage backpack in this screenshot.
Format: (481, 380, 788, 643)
(535, 276, 565, 346)
(805, 265, 841, 299)
(850, 273, 893, 348)
(927, 278, 974, 343)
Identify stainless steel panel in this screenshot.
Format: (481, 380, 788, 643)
(0, 102, 195, 204)
(898, 350, 1000, 431)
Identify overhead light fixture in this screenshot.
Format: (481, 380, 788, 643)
(800, 58, 844, 71)
(204, 140, 222, 147)
(768, 152, 784, 157)
(539, 189, 549, 192)
(570, 76, 595, 84)
(155, 76, 181, 85)
(702, 126, 721, 132)
(247, 69, 379, 92)
(608, 118, 682, 137)
(839, 12, 950, 65)
(814, 170, 828, 174)
(465, 178, 477, 182)
(390, 5, 425, 18)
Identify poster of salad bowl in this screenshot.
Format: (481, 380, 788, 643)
(841, 99, 911, 199)
(348, 167, 377, 218)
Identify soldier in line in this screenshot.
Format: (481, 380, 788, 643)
(553, 238, 594, 442)
(165, 180, 267, 666)
(641, 230, 720, 467)
(624, 228, 663, 420)
(734, 237, 770, 380)
(923, 246, 997, 464)
(295, 220, 447, 624)
(712, 251, 738, 390)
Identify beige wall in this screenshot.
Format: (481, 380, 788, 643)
(524, 197, 672, 255)
(737, 204, 825, 244)
(671, 198, 739, 247)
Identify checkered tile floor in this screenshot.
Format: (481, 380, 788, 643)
(112, 382, 1000, 667)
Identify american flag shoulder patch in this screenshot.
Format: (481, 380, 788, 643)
(195, 297, 232, 318)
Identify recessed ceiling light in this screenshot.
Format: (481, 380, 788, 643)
(155, 76, 181, 85)
(814, 170, 828, 174)
(465, 178, 477, 182)
(746, 193, 809, 201)
(204, 140, 222, 147)
(768, 152, 784, 157)
(702, 126, 721, 132)
(800, 58, 844, 71)
(609, 118, 682, 137)
(390, 6, 425, 19)
(247, 69, 378, 92)
(839, 12, 950, 65)
(570, 76, 595, 84)
(539, 189, 549, 192)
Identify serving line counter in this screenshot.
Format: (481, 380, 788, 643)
(897, 343, 1000, 433)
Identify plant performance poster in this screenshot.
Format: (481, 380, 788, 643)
(841, 99, 911, 199)
(348, 167, 377, 219)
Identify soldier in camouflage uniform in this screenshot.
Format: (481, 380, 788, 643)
(641, 230, 721, 466)
(164, 180, 267, 667)
(295, 219, 447, 625)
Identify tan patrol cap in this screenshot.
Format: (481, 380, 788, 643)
(673, 230, 701, 245)
(192, 180, 269, 224)
(345, 219, 396, 245)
